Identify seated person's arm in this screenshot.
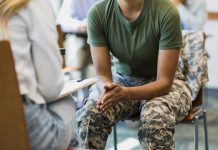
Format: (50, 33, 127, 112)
(90, 46, 113, 92)
(99, 49, 180, 111)
(30, 2, 64, 101)
(125, 49, 180, 100)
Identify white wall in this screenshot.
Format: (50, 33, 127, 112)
(207, 0, 218, 12)
(204, 21, 218, 88)
(204, 0, 218, 88)
(49, 0, 63, 16)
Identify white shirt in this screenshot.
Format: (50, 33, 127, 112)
(177, 0, 207, 30)
(57, 0, 98, 32)
(0, 0, 64, 104)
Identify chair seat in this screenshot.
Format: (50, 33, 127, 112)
(182, 106, 203, 122)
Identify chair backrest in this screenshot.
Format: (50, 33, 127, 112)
(56, 24, 66, 68)
(179, 30, 209, 106)
(57, 24, 64, 48)
(0, 41, 29, 150)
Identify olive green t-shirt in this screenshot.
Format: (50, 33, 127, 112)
(87, 0, 183, 78)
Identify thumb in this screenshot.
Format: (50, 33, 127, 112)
(104, 82, 116, 91)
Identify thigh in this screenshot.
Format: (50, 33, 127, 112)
(140, 79, 192, 125)
(48, 95, 75, 127)
(23, 96, 75, 150)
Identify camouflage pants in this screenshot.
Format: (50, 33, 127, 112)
(75, 71, 192, 150)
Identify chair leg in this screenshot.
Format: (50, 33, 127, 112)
(194, 116, 199, 150)
(113, 125, 118, 150)
(203, 110, 209, 150)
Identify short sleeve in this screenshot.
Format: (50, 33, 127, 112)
(87, 6, 107, 47)
(159, 7, 183, 50)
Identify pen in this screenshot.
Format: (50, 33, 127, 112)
(77, 79, 84, 82)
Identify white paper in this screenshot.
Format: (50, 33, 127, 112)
(58, 78, 97, 99)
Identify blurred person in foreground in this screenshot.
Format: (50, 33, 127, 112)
(57, 0, 99, 79)
(57, 0, 99, 108)
(0, 0, 76, 149)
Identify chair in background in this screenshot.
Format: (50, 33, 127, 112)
(0, 40, 29, 150)
(56, 25, 92, 109)
(57, 24, 65, 49)
(57, 24, 66, 68)
(56, 24, 80, 76)
(113, 30, 209, 150)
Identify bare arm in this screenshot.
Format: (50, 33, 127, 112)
(125, 49, 180, 100)
(99, 49, 180, 111)
(90, 46, 113, 92)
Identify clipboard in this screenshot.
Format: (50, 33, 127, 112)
(58, 78, 97, 99)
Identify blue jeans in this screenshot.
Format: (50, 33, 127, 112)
(23, 95, 76, 150)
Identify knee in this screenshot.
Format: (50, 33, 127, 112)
(140, 101, 176, 127)
(138, 102, 175, 146)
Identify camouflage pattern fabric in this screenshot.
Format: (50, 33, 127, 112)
(179, 30, 209, 100)
(74, 70, 192, 150)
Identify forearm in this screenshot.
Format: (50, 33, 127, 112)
(91, 46, 112, 92)
(125, 78, 173, 100)
(95, 70, 113, 93)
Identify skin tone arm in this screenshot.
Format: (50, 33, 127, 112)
(91, 45, 180, 111)
(124, 49, 180, 100)
(90, 46, 113, 92)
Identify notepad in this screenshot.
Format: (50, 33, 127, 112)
(58, 78, 97, 99)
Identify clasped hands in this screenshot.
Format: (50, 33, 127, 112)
(96, 82, 128, 112)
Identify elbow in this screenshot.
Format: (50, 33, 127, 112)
(160, 79, 173, 95)
(40, 79, 64, 102)
(163, 85, 172, 95)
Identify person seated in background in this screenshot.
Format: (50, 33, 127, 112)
(57, 0, 99, 79)
(170, 0, 207, 30)
(57, 0, 99, 108)
(74, 0, 192, 149)
(0, 0, 76, 149)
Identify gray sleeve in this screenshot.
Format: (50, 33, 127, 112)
(28, 0, 64, 101)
